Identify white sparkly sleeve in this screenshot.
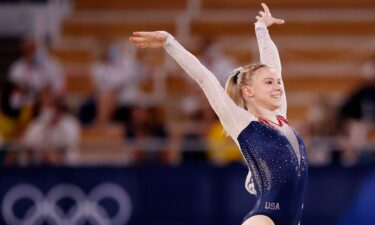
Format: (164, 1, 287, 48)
(255, 21, 287, 117)
(163, 33, 255, 143)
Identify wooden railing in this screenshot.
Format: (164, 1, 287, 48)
(75, 0, 187, 11)
(201, 0, 375, 9)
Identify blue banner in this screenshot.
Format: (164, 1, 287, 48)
(0, 164, 374, 225)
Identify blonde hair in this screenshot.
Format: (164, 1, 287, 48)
(225, 63, 268, 110)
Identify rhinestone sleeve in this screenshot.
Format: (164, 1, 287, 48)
(163, 33, 255, 144)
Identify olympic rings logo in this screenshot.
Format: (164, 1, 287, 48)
(1, 183, 132, 225)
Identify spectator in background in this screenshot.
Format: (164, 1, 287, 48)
(0, 82, 33, 151)
(5, 88, 80, 166)
(337, 53, 375, 166)
(198, 39, 238, 87)
(302, 97, 337, 166)
(80, 40, 146, 126)
(8, 37, 65, 105)
(207, 118, 243, 165)
(179, 94, 215, 163)
(340, 53, 375, 124)
(124, 104, 168, 164)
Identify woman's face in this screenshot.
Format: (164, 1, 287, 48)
(245, 67, 283, 111)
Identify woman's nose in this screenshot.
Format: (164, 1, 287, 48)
(273, 82, 282, 90)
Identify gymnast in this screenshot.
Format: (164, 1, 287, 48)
(129, 3, 308, 225)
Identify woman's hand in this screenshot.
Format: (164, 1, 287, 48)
(129, 31, 168, 48)
(256, 3, 285, 27)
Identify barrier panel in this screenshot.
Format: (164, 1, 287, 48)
(0, 163, 374, 225)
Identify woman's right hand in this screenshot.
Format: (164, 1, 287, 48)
(256, 3, 284, 27)
(129, 31, 169, 48)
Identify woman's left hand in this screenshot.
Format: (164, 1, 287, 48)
(129, 31, 169, 48)
(256, 3, 285, 27)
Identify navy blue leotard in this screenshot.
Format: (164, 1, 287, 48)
(239, 120, 308, 225)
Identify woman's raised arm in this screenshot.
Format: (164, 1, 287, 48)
(129, 31, 254, 143)
(254, 3, 287, 117)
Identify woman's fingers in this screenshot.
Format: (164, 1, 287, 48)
(257, 4, 285, 26)
(129, 36, 145, 44)
(132, 31, 144, 37)
(259, 11, 266, 17)
(132, 31, 153, 38)
(131, 31, 164, 42)
(261, 3, 271, 15)
(273, 18, 285, 24)
(129, 31, 166, 48)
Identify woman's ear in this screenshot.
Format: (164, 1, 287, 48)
(242, 85, 254, 98)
